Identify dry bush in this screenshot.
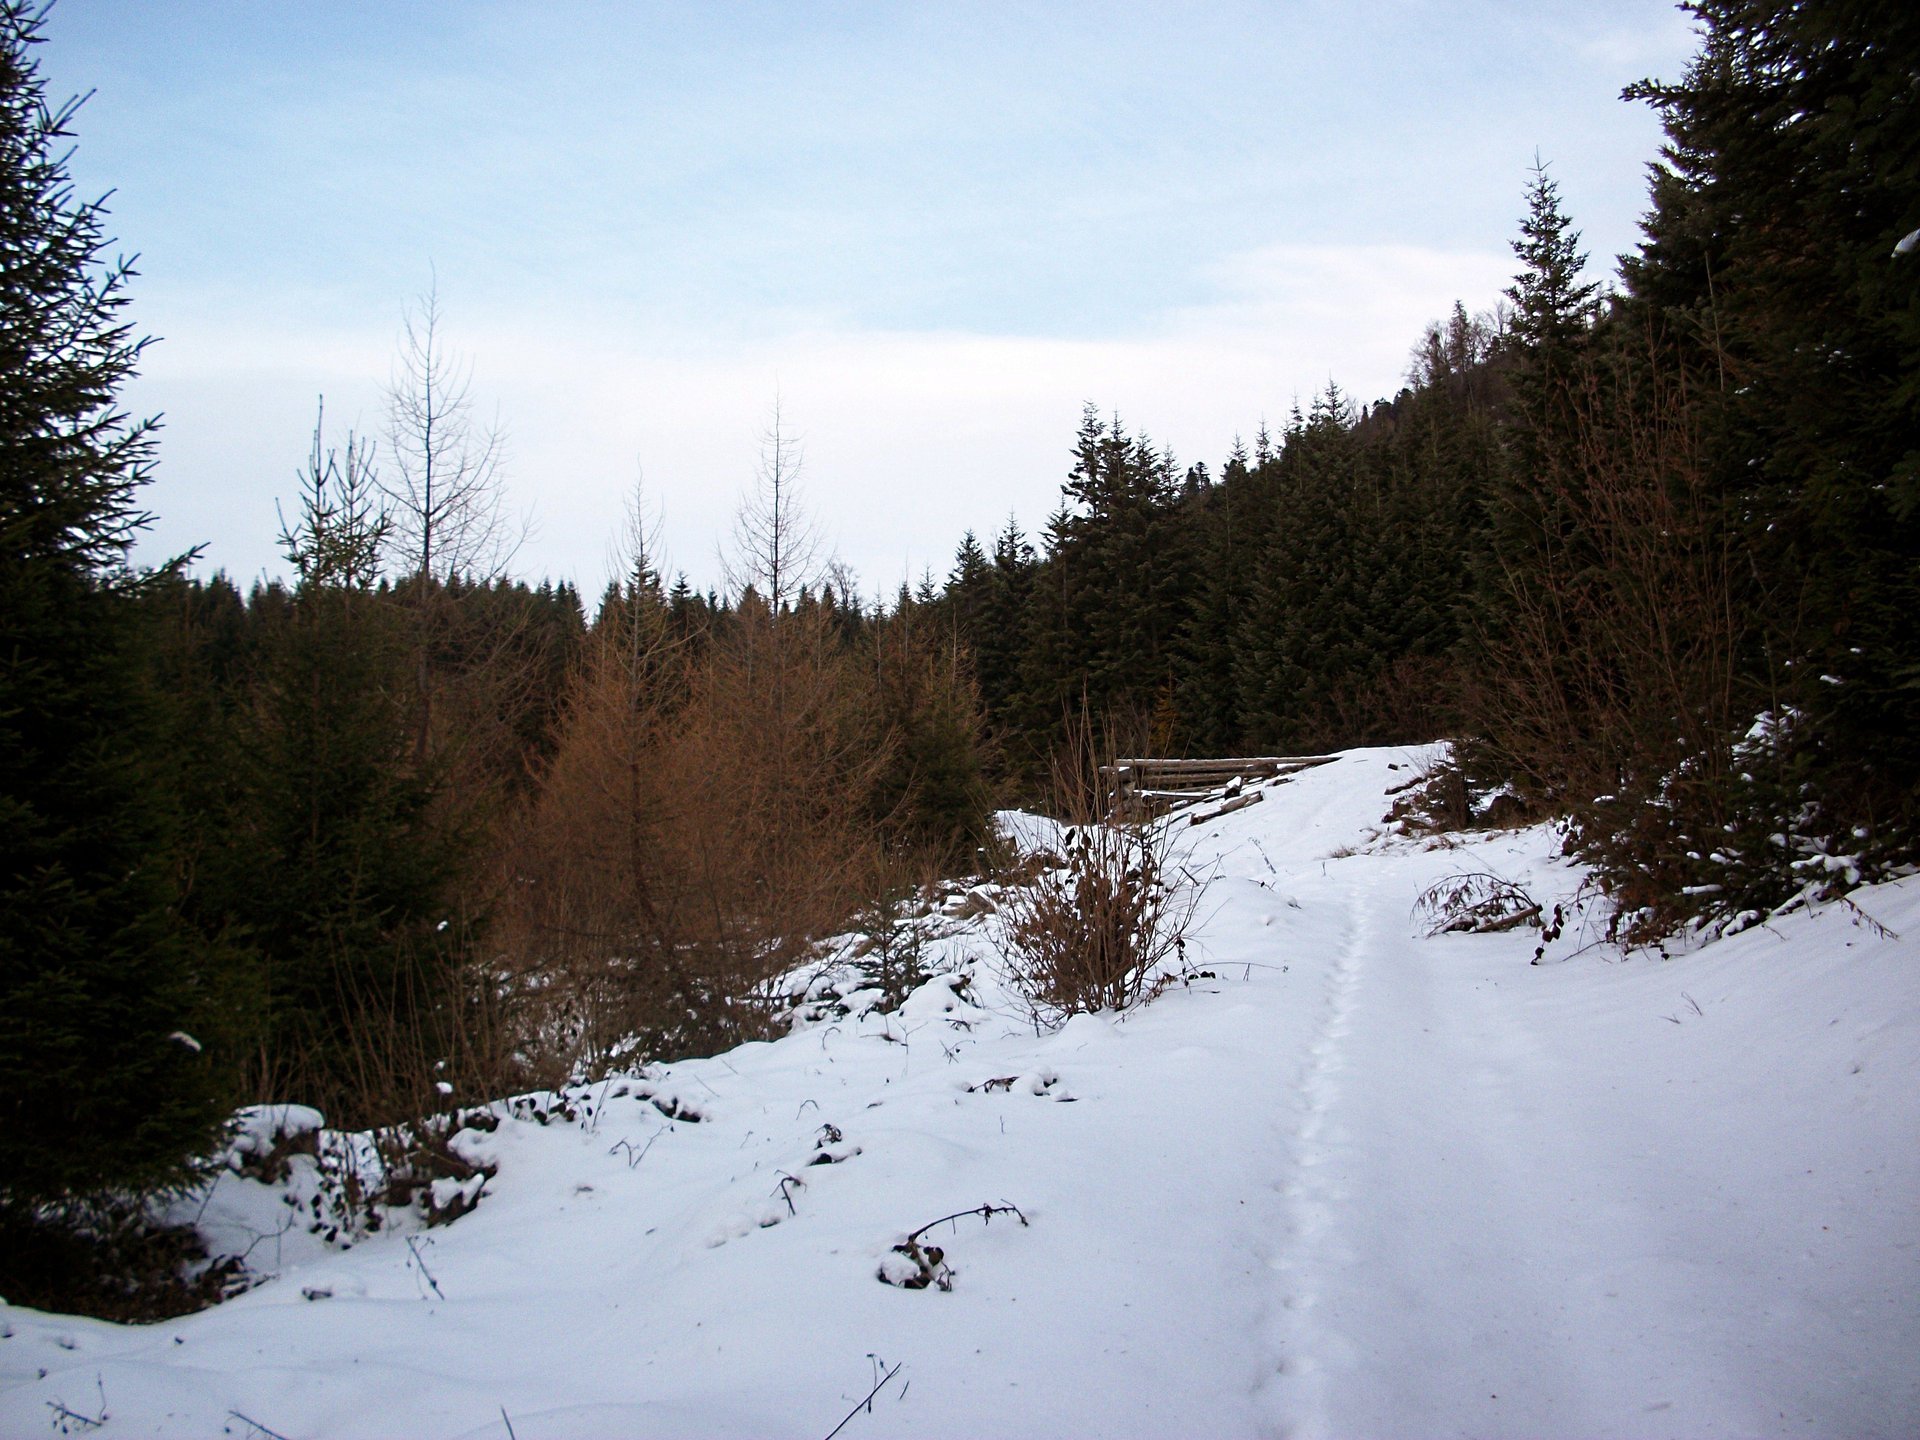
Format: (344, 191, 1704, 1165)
(1412, 871, 1542, 936)
(679, 599, 884, 982)
(1475, 328, 1747, 929)
(490, 589, 688, 1073)
(998, 713, 1203, 1022)
(496, 596, 887, 1072)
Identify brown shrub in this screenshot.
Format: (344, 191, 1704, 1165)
(997, 712, 1203, 1021)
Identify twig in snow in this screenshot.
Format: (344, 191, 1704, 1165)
(584, 1074, 616, 1134)
(1839, 894, 1900, 941)
(500, 1405, 519, 1439)
(883, 1202, 1029, 1291)
(820, 1360, 904, 1440)
(47, 1401, 103, 1434)
(226, 1412, 294, 1440)
(608, 1128, 663, 1170)
(907, 1201, 1027, 1246)
(406, 1235, 444, 1300)
(774, 1172, 805, 1216)
(46, 1377, 107, 1434)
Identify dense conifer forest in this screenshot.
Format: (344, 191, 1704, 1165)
(3, 0, 1915, 1311)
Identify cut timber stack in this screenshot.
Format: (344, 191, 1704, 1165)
(1100, 755, 1336, 822)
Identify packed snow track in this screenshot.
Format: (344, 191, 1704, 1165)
(3, 749, 1915, 1438)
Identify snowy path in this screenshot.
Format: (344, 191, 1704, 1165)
(1232, 826, 1920, 1439)
(3, 749, 1916, 1438)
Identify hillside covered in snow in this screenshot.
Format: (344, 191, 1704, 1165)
(3, 748, 1915, 1439)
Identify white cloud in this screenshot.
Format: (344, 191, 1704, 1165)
(132, 242, 1513, 603)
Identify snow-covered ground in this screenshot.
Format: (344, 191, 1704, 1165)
(4, 747, 1916, 1438)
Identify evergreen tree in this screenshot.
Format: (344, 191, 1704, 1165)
(945, 529, 990, 641)
(1505, 157, 1600, 450)
(240, 416, 469, 1124)
(1236, 386, 1367, 747)
(1052, 406, 1192, 736)
(972, 516, 1036, 749)
(0, 4, 231, 1206)
(1470, 164, 1613, 804)
(1619, 0, 1920, 900)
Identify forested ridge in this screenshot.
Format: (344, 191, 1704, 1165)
(937, 0, 1920, 942)
(3, 0, 1915, 1312)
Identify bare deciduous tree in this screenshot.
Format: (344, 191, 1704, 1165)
(725, 397, 819, 612)
(380, 279, 525, 766)
(383, 279, 513, 586)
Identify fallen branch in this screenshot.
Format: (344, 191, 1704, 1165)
(820, 1360, 904, 1440)
(226, 1413, 294, 1440)
(406, 1234, 444, 1300)
(47, 1376, 107, 1434)
(881, 1202, 1029, 1291)
(1413, 871, 1542, 938)
(46, 1402, 104, 1435)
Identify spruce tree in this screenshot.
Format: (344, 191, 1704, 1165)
(1504, 158, 1600, 480)
(1621, 0, 1920, 898)
(0, 3, 230, 1206)
(238, 411, 472, 1124)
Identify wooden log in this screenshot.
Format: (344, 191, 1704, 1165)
(1099, 754, 1337, 819)
(1107, 755, 1334, 774)
(1188, 790, 1266, 825)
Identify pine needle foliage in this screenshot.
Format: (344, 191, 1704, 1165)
(0, 2, 232, 1208)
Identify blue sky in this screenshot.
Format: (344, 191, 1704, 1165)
(40, 1, 1699, 600)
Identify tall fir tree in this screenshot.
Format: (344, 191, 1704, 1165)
(0, 3, 232, 1207)
(1621, 0, 1920, 894)
(239, 416, 470, 1124)
(1505, 157, 1600, 457)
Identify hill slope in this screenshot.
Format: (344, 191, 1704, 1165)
(4, 748, 1916, 1438)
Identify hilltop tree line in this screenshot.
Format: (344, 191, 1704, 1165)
(931, 0, 1918, 941)
(2, 0, 1914, 1303)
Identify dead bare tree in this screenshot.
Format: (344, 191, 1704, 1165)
(379, 279, 529, 770)
(382, 279, 513, 587)
(725, 397, 819, 612)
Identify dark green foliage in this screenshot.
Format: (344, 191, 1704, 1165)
(864, 604, 995, 868)
(1505, 158, 1601, 475)
(0, 3, 232, 1207)
(942, 361, 1503, 783)
(0, 1199, 241, 1321)
(240, 580, 467, 1124)
(1624, 0, 1920, 886)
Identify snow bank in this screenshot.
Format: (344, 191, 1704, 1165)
(3, 747, 1913, 1438)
